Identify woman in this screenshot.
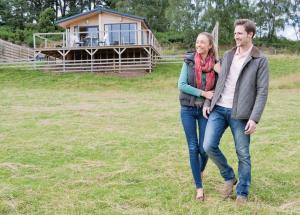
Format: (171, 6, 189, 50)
(178, 32, 219, 201)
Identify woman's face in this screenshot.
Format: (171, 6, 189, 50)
(195, 34, 212, 56)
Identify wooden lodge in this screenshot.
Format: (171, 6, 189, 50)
(33, 7, 161, 72)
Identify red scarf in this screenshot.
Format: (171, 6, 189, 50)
(194, 52, 215, 91)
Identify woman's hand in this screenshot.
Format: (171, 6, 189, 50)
(201, 90, 214, 100)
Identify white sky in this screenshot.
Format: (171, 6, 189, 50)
(277, 25, 299, 41)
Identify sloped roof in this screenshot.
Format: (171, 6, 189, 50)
(56, 7, 150, 29)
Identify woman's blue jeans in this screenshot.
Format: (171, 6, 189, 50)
(180, 105, 208, 188)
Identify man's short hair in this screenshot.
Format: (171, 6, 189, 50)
(234, 19, 256, 38)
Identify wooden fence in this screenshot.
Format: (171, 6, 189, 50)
(0, 54, 183, 72)
(0, 39, 34, 62)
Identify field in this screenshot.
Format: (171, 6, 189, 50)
(0, 55, 300, 214)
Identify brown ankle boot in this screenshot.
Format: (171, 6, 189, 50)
(222, 178, 237, 199)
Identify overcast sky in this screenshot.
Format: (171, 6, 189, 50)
(277, 25, 299, 41)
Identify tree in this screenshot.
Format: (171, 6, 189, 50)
(78, 0, 86, 12)
(27, 0, 57, 22)
(37, 8, 56, 33)
(201, 0, 254, 44)
(57, 0, 68, 17)
(286, 0, 300, 40)
(5, 0, 29, 30)
(115, 0, 169, 32)
(85, 0, 114, 10)
(68, 0, 80, 16)
(255, 0, 289, 39)
(0, 0, 10, 25)
(165, 0, 194, 31)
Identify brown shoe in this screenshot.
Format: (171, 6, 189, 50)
(236, 195, 247, 206)
(223, 178, 237, 199)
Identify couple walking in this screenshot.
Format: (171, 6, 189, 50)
(178, 19, 269, 205)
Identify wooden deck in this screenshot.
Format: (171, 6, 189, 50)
(36, 45, 159, 59)
(33, 30, 161, 72)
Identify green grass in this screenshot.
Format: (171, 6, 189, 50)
(0, 55, 300, 214)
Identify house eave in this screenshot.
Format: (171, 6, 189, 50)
(55, 7, 151, 30)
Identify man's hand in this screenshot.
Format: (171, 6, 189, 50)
(244, 120, 257, 135)
(214, 62, 221, 74)
(202, 106, 210, 119)
(201, 91, 214, 100)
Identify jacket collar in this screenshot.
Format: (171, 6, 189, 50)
(229, 46, 262, 58)
(184, 51, 195, 64)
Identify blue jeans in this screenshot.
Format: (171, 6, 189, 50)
(203, 105, 251, 197)
(180, 105, 208, 188)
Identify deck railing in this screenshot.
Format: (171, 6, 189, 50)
(0, 55, 183, 72)
(0, 57, 153, 72)
(33, 29, 161, 52)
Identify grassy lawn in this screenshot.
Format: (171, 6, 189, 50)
(0, 55, 300, 214)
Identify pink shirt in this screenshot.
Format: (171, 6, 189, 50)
(217, 45, 253, 108)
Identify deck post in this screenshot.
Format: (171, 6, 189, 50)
(152, 33, 154, 47)
(91, 50, 93, 72)
(113, 48, 126, 73)
(147, 31, 150, 45)
(33, 50, 43, 70)
(85, 48, 98, 72)
(58, 50, 71, 72)
(27, 48, 30, 61)
(63, 33, 65, 47)
(91, 49, 97, 72)
(57, 50, 65, 72)
(143, 47, 152, 73)
(151, 49, 153, 72)
(33, 34, 36, 49)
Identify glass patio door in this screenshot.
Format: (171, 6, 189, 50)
(80, 26, 99, 46)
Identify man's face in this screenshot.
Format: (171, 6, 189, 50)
(234, 25, 253, 47)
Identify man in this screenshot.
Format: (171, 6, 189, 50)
(202, 19, 269, 205)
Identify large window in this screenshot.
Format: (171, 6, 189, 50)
(79, 26, 99, 46)
(79, 26, 99, 38)
(105, 23, 137, 45)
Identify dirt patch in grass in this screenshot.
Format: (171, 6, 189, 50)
(270, 73, 300, 89)
(0, 162, 38, 173)
(278, 200, 300, 213)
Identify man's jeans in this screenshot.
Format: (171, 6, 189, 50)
(203, 105, 251, 197)
(181, 105, 208, 188)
